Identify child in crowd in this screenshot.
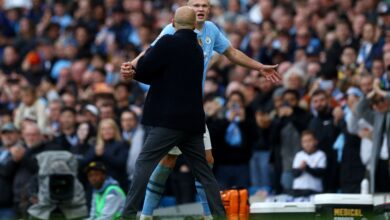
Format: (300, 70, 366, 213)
(292, 130, 327, 197)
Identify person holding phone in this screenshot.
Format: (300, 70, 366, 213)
(207, 91, 252, 189)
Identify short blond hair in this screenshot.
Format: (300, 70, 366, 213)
(187, 0, 210, 6)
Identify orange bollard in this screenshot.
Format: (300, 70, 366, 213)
(221, 188, 249, 220)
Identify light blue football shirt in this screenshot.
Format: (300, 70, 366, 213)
(151, 21, 231, 88)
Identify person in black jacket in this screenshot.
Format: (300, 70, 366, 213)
(272, 89, 311, 193)
(249, 105, 275, 192)
(13, 122, 59, 218)
(52, 107, 78, 150)
(0, 123, 24, 219)
(209, 91, 252, 189)
(308, 89, 343, 193)
(121, 6, 225, 219)
(83, 118, 128, 192)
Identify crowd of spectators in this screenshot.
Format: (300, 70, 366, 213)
(1, 0, 390, 218)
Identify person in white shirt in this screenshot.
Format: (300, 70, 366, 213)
(292, 130, 327, 197)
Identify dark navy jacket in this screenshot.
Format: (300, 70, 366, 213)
(135, 29, 205, 134)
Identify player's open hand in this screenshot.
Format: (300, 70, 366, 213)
(260, 64, 281, 83)
(121, 62, 135, 80)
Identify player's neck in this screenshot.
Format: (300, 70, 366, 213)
(196, 21, 205, 31)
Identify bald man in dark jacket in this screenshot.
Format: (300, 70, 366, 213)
(121, 6, 225, 219)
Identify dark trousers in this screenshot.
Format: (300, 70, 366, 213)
(323, 150, 340, 193)
(214, 164, 250, 190)
(121, 127, 225, 218)
(375, 159, 390, 192)
(171, 169, 196, 204)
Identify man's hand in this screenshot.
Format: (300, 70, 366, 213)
(300, 161, 307, 170)
(260, 64, 281, 83)
(121, 62, 136, 80)
(366, 89, 376, 99)
(358, 128, 372, 139)
(332, 106, 344, 124)
(95, 143, 104, 156)
(373, 78, 387, 97)
(10, 145, 26, 162)
(278, 106, 293, 117)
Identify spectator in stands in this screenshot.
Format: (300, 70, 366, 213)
(353, 74, 375, 169)
(272, 89, 311, 193)
(360, 74, 374, 95)
(120, 110, 144, 186)
(283, 67, 307, 96)
(91, 68, 107, 86)
(114, 82, 132, 115)
(86, 161, 125, 220)
(371, 58, 384, 78)
(251, 75, 275, 113)
(109, 5, 133, 48)
(52, 107, 78, 150)
(81, 104, 99, 129)
(99, 103, 116, 121)
(356, 78, 390, 193)
(292, 130, 326, 197)
(13, 122, 54, 218)
(74, 24, 93, 58)
(381, 51, 390, 90)
(378, 2, 390, 30)
(308, 89, 342, 192)
(51, 0, 72, 29)
(14, 85, 47, 132)
(0, 78, 22, 113)
(70, 121, 96, 190)
(294, 26, 321, 59)
(47, 99, 63, 137)
(0, 123, 24, 220)
(340, 87, 366, 193)
(61, 91, 77, 108)
(21, 50, 45, 87)
(356, 22, 382, 71)
(76, 122, 96, 154)
(0, 45, 21, 75)
(249, 105, 274, 191)
(337, 46, 358, 92)
(209, 91, 252, 189)
(84, 119, 128, 191)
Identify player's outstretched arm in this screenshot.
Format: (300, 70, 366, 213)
(223, 46, 281, 83)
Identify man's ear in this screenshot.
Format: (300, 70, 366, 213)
(172, 19, 175, 28)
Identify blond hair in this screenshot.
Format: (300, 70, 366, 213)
(96, 118, 122, 146)
(187, 0, 210, 6)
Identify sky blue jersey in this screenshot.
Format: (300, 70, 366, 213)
(151, 21, 231, 88)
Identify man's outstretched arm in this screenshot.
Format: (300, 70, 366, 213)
(223, 46, 281, 83)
